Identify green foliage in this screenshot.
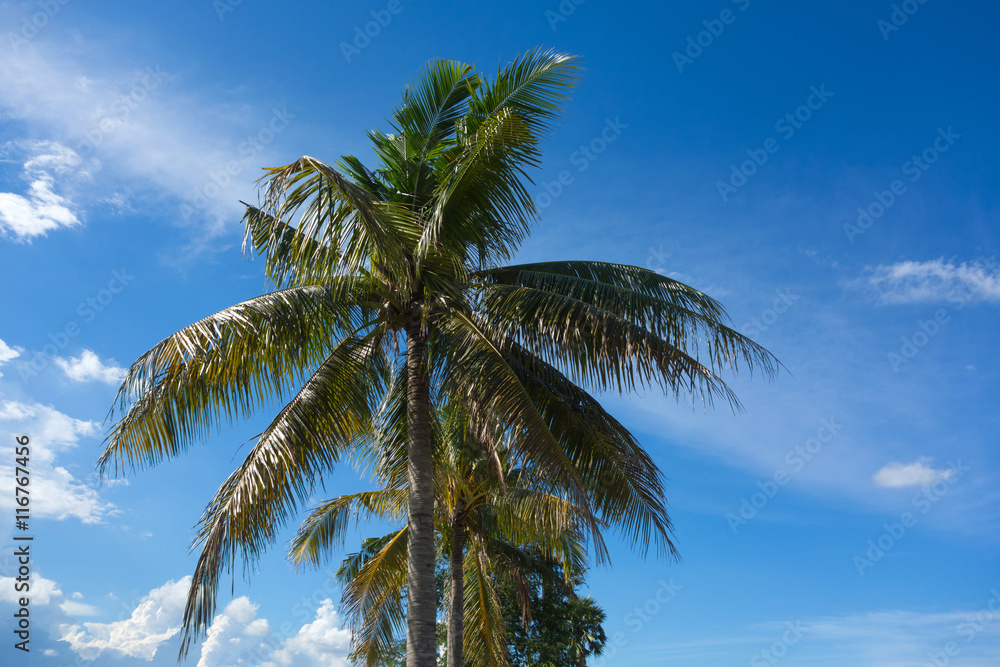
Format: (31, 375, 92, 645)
(498, 557, 607, 667)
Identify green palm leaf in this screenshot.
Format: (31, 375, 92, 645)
(99, 283, 377, 477)
(178, 331, 388, 656)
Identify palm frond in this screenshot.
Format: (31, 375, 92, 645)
(419, 51, 582, 270)
(463, 534, 509, 667)
(256, 156, 421, 289)
(476, 280, 761, 408)
(338, 529, 409, 666)
(504, 343, 678, 559)
(177, 332, 388, 657)
(289, 489, 408, 568)
(391, 58, 477, 161)
(478, 261, 780, 388)
(99, 283, 377, 478)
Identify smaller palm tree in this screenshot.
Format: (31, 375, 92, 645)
(565, 596, 606, 667)
(289, 400, 591, 667)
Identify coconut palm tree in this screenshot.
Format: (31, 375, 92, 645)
(98, 50, 777, 667)
(290, 398, 595, 667)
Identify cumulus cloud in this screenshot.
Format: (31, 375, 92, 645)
(0, 140, 83, 241)
(851, 257, 1000, 305)
(0, 339, 20, 364)
(194, 596, 352, 667)
(55, 574, 353, 667)
(197, 597, 273, 667)
(0, 401, 114, 523)
(0, 574, 63, 605)
(54, 349, 125, 384)
(60, 576, 191, 661)
(262, 599, 352, 667)
(873, 457, 956, 489)
(0, 338, 21, 377)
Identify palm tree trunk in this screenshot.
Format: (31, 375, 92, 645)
(405, 320, 437, 667)
(446, 502, 466, 667)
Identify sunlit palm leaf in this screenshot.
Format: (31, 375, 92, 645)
(463, 534, 508, 667)
(289, 489, 408, 567)
(99, 283, 377, 477)
(178, 332, 388, 656)
(503, 344, 677, 559)
(338, 529, 409, 665)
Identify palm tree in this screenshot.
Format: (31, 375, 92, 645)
(99, 50, 777, 666)
(565, 597, 606, 667)
(290, 399, 594, 667)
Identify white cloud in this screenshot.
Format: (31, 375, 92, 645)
(852, 257, 1000, 305)
(0, 338, 20, 377)
(60, 576, 191, 661)
(60, 599, 100, 616)
(245, 618, 271, 636)
(22, 141, 86, 175)
(262, 599, 352, 667)
(0, 140, 83, 241)
(0, 574, 63, 605)
(59, 584, 350, 667)
(0, 400, 113, 523)
(197, 597, 273, 667)
(874, 457, 956, 489)
(43, 649, 58, 657)
(194, 597, 352, 667)
(0, 339, 20, 364)
(54, 349, 125, 384)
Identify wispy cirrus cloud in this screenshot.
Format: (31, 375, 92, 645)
(849, 257, 1000, 305)
(0, 22, 300, 245)
(59, 599, 100, 617)
(651, 608, 1000, 665)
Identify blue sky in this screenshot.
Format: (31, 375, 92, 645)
(1, 1, 998, 665)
